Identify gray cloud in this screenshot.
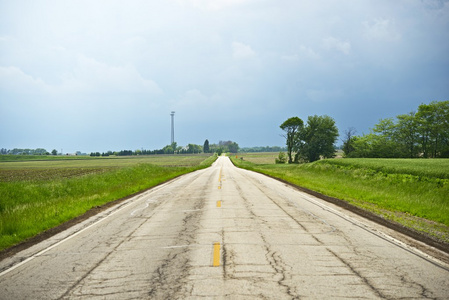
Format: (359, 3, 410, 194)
(1, 0, 448, 152)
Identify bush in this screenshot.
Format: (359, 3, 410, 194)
(275, 152, 287, 164)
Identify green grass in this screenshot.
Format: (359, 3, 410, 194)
(232, 155, 449, 243)
(0, 155, 217, 251)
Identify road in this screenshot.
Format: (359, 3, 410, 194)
(0, 156, 448, 299)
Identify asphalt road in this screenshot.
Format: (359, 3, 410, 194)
(1, 156, 448, 299)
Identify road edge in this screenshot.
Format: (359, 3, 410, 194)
(0, 174, 183, 262)
(230, 160, 449, 255)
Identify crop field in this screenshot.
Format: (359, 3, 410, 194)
(236, 152, 279, 164)
(233, 154, 449, 243)
(0, 154, 216, 251)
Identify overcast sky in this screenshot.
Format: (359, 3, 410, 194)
(1, 0, 448, 153)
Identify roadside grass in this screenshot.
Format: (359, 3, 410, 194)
(231, 155, 449, 243)
(0, 155, 217, 251)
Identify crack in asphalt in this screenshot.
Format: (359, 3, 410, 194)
(326, 248, 387, 299)
(230, 172, 300, 299)
(147, 170, 214, 299)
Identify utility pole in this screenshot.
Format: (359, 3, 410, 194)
(170, 111, 175, 144)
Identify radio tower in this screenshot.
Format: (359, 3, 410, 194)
(170, 111, 175, 144)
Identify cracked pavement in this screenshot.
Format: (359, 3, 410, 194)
(1, 156, 448, 299)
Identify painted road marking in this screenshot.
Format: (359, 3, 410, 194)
(216, 201, 221, 207)
(213, 242, 220, 267)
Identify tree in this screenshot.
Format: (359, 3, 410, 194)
(203, 139, 210, 153)
(346, 101, 449, 158)
(228, 142, 239, 153)
(396, 112, 419, 158)
(342, 127, 357, 157)
(275, 152, 287, 164)
(187, 144, 202, 154)
(163, 145, 174, 154)
(416, 101, 449, 158)
(299, 115, 339, 162)
(280, 117, 304, 163)
(51, 149, 58, 156)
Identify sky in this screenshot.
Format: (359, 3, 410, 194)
(1, 0, 449, 153)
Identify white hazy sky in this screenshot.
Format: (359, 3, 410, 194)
(1, 0, 448, 153)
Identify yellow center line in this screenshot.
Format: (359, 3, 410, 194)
(213, 242, 220, 267)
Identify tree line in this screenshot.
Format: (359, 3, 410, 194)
(1, 140, 240, 157)
(1, 148, 51, 155)
(343, 100, 449, 158)
(88, 140, 240, 157)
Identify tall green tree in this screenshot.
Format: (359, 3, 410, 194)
(280, 117, 303, 163)
(396, 112, 419, 158)
(203, 139, 210, 153)
(299, 115, 339, 162)
(416, 101, 449, 157)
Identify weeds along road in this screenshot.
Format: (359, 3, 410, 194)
(1, 156, 448, 299)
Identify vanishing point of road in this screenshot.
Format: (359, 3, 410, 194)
(1, 156, 448, 299)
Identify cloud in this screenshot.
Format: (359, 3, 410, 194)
(232, 41, 256, 59)
(172, 89, 224, 112)
(281, 46, 320, 63)
(322, 37, 351, 55)
(180, 0, 253, 11)
(0, 56, 163, 96)
(363, 18, 400, 41)
(306, 89, 344, 103)
(281, 54, 299, 62)
(422, 0, 449, 10)
(0, 66, 49, 93)
(67, 55, 162, 94)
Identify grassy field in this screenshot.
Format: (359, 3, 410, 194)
(0, 154, 216, 251)
(233, 153, 449, 243)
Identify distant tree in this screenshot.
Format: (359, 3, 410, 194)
(342, 127, 357, 157)
(34, 148, 48, 155)
(203, 139, 210, 153)
(280, 117, 304, 163)
(215, 140, 239, 153)
(227, 142, 239, 153)
(51, 149, 58, 156)
(163, 145, 174, 154)
(171, 142, 178, 154)
(186, 144, 202, 154)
